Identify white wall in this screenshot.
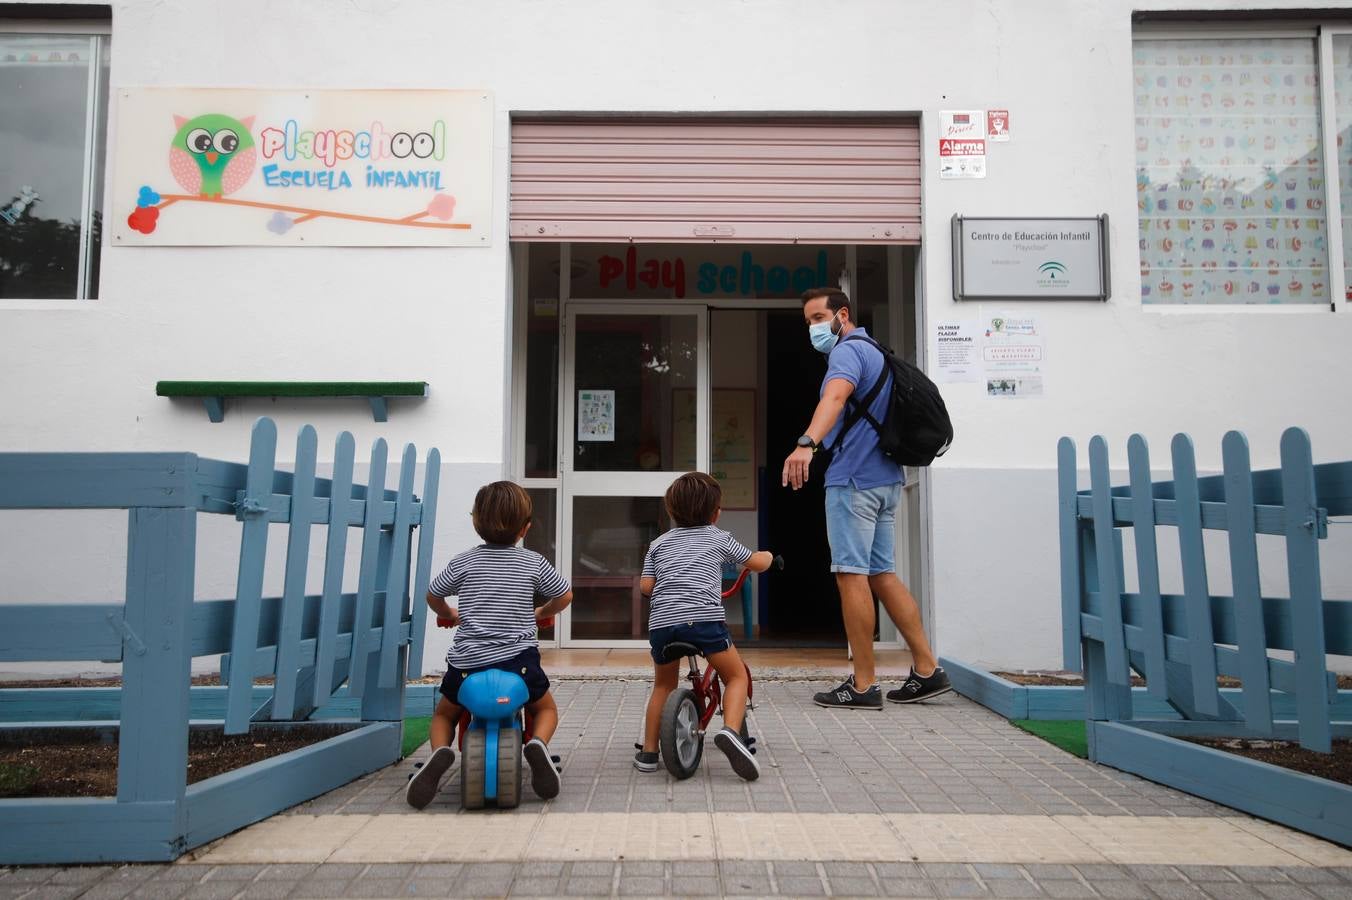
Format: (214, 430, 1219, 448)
(3, 0, 1351, 674)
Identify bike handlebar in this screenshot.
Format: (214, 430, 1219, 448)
(721, 554, 785, 598)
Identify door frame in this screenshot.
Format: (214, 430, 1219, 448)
(557, 301, 711, 647)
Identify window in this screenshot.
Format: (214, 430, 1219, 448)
(1133, 34, 1331, 305)
(0, 25, 110, 300)
(1335, 34, 1352, 304)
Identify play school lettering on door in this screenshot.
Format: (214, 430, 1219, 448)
(598, 248, 830, 299)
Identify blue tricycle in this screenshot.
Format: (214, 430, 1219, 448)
(455, 668, 529, 809)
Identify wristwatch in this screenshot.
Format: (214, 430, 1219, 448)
(796, 435, 818, 451)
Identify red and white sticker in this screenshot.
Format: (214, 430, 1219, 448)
(987, 109, 1010, 142)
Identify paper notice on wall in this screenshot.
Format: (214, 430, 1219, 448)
(982, 313, 1044, 398)
(938, 110, 986, 179)
(577, 389, 615, 441)
(986, 109, 1010, 142)
(933, 321, 980, 383)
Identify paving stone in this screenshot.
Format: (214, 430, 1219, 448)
(344, 878, 408, 898)
(724, 876, 774, 896)
(619, 861, 665, 878)
(617, 875, 664, 895)
(829, 875, 880, 896)
(1024, 865, 1080, 881)
(185, 882, 251, 899)
(1078, 865, 1131, 882)
(1200, 885, 1264, 900)
(48, 867, 114, 885)
(989, 880, 1044, 898)
(3, 869, 61, 884)
(671, 861, 717, 877)
(238, 882, 300, 900)
(925, 864, 976, 879)
(1041, 881, 1096, 899)
(363, 863, 414, 879)
(776, 875, 827, 896)
(932, 878, 991, 898)
(676, 876, 722, 896)
(257, 865, 317, 882)
(1306, 886, 1352, 900)
(976, 864, 1027, 880)
(1255, 886, 1319, 900)
(561, 876, 612, 896)
(208, 865, 267, 882)
(1287, 871, 1345, 885)
(309, 866, 369, 881)
(1146, 883, 1208, 900)
(289, 881, 352, 899)
(1093, 883, 1152, 899)
(16, 887, 87, 900)
(509, 876, 560, 897)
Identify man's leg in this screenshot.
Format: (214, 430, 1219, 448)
(870, 572, 937, 675)
(813, 486, 884, 709)
(837, 572, 879, 690)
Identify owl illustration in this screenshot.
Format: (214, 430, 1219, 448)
(169, 113, 257, 198)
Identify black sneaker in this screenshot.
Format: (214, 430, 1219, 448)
(524, 737, 561, 799)
(812, 677, 882, 710)
(713, 727, 760, 781)
(633, 743, 659, 773)
(886, 666, 953, 704)
(404, 745, 455, 809)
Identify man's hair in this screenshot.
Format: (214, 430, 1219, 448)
(664, 472, 722, 528)
(801, 286, 851, 314)
(472, 481, 533, 545)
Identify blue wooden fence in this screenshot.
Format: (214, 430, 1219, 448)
(1059, 427, 1352, 843)
(0, 418, 440, 863)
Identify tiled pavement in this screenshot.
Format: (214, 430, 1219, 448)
(3, 680, 1350, 898)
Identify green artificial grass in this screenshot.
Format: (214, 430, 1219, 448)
(0, 763, 39, 798)
(402, 716, 432, 758)
(1012, 718, 1088, 758)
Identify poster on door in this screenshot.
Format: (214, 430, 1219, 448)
(577, 390, 616, 441)
(672, 389, 757, 509)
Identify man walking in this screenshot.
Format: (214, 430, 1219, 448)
(782, 287, 951, 709)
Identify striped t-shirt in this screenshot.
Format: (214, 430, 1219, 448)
(642, 526, 753, 630)
(429, 545, 570, 669)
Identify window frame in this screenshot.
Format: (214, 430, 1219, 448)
(1132, 22, 1348, 314)
(0, 17, 111, 306)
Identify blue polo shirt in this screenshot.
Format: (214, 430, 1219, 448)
(820, 328, 904, 490)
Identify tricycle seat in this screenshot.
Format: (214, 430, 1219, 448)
(658, 640, 704, 663)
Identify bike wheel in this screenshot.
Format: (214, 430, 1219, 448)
(496, 728, 523, 809)
(659, 689, 704, 779)
(460, 728, 486, 810)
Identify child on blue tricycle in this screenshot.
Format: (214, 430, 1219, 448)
(405, 481, 572, 810)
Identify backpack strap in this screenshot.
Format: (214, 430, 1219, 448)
(827, 333, 892, 454)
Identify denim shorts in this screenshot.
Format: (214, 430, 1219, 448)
(440, 647, 550, 705)
(825, 482, 902, 575)
(648, 620, 733, 664)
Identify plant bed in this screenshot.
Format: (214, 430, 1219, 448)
(1184, 737, 1352, 787)
(0, 722, 359, 798)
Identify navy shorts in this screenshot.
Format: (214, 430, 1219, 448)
(648, 620, 734, 664)
(440, 647, 550, 706)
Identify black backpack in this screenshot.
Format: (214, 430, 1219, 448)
(828, 333, 954, 467)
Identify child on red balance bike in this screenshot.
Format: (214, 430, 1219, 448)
(634, 472, 777, 781)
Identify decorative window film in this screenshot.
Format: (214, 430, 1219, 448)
(0, 32, 111, 300)
(1133, 38, 1328, 305)
(1335, 35, 1352, 303)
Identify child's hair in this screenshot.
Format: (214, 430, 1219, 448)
(664, 472, 721, 528)
(472, 481, 532, 545)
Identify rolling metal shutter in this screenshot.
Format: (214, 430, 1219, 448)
(510, 118, 920, 244)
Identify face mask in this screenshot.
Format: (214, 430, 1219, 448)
(808, 313, 840, 354)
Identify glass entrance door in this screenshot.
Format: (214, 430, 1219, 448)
(559, 304, 709, 645)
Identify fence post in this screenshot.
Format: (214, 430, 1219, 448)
(1057, 438, 1082, 672)
(117, 505, 196, 841)
(360, 516, 405, 722)
(1280, 427, 1332, 753)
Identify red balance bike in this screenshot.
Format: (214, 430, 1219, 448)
(654, 555, 784, 779)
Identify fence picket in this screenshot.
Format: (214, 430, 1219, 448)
(1088, 437, 1130, 687)
(378, 444, 417, 689)
(1170, 433, 1220, 718)
(313, 432, 356, 710)
(1127, 435, 1169, 699)
(225, 418, 278, 734)
(406, 448, 441, 678)
(1222, 431, 1273, 734)
(1057, 438, 1082, 672)
(271, 425, 318, 720)
(1279, 427, 1332, 753)
(347, 439, 388, 699)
